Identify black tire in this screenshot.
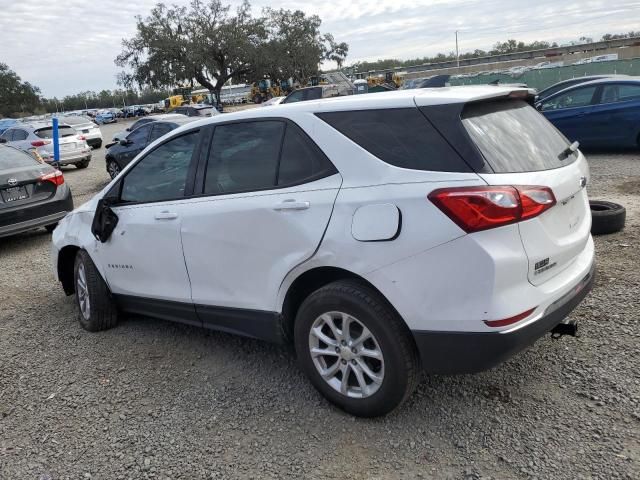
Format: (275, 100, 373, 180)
(294, 280, 419, 417)
(93, 141, 102, 150)
(106, 159, 121, 179)
(590, 200, 626, 235)
(45, 223, 57, 233)
(75, 160, 89, 169)
(253, 94, 262, 104)
(73, 250, 118, 332)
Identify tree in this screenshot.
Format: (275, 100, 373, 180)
(0, 63, 42, 117)
(116, 1, 348, 103)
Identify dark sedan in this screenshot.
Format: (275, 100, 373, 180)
(537, 77, 640, 149)
(105, 117, 197, 179)
(535, 75, 628, 103)
(0, 145, 73, 238)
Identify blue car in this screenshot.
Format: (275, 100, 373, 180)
(95, 111, 116, 124)
(0, 118, 18, 135)
(537, 77, 640, 148)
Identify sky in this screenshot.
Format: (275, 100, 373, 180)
(1, 0, 639, 98)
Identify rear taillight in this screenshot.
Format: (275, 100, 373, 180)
(31, 140, 51, 147)
(77, 135, 86, 140)
(484, 307, 536, 328)
(428, 185, 556, 233)
(39, 170, 64, 186)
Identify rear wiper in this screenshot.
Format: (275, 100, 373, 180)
(558, 141, 579, 161)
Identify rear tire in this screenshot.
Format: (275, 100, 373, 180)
(294, 280, 419, 417)
(106, 160, 121, 179)
(73, 250, 118, 332)
(590, 200, 626, 235)
(75, 160, 89, 169)
(45, 223, 57, 233)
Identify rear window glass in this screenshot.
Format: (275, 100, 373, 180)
(316, 108, 470, 172)
(35, 126, 76, 139)
(0, 146, 38, 169)
(462, 100, 575, 173)
(195, 108, 214, 117)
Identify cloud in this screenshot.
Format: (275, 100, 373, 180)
(1, 0, 638, 97)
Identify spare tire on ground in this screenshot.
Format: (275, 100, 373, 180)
(590, 200, 626, 235)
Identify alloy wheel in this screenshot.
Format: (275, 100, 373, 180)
(76, 263, 91, 321)
(308, 311, 385, 399)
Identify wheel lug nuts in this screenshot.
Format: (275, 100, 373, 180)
(341, 359, 347, 365)
(341, 340, 347, 346)
(335, 347, 340, 353)
(351, 348, 357, 354)
(351, 359, 357, 365)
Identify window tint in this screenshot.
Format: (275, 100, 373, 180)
(317, 108, 470, 172)
(306, 88, 323, 100)
(120, 131, 199, 203)
(1, 129, 13, 141)
(462, 100, 575, 173)
(541, 86, 597, 111)
(12, 129, 28, 141)
(126, 124, 152, 144)
(131, 118, 152, 130)
(204, 121, 284, 194)
(600, 84, 640, 104)
(149, 123, 174, 142)
(278, 124, 336, 185)
(0, 146, 38, 168)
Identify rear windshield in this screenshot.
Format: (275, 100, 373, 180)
(316, 108, 471, 172)
(462, 100, 575, 173)
(35, 126, 76, 139)
(0, 146, 38, 169)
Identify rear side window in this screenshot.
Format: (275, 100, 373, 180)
(278, 124, 336, 185)
(600, 84, 640, 104)
(12, 129, 28, 140)
(317, 108, 470, 172)
(0, 146, 38, 168)
(462, 100, 575, 173)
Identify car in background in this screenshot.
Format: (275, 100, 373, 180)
(0, 144, 73, 238)
(172, 104, 218, 117)
(107, 113, 188, 148)
(536, 75, 629, 103)
(59, 115, 103, 149)
(0, 123, 92, 169)
(95, 111, 116, 125)
(105, 116, 197, 178)
(538, 77, 640, 148)
(260, 96, 286, 107)
(281, 85, 346, 104)
(0, 119, 18, 135)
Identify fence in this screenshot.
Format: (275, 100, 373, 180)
(449, 58, 640, 91)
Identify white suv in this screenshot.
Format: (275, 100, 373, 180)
(52, 87, 595, 417)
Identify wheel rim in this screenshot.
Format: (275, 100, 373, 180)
(107, 161, 120, 178)
(308, 311, 385, 399)
(76, 263, 91, 321)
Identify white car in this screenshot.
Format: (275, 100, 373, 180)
(261, 96, 286, 107)
(59, 115, 103, 149)
(51, 87, 595, 417)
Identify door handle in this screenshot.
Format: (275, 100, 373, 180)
(154, 211, 178, 220)
(273, 200, 310, 211)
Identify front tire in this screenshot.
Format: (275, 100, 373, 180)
(294, 280, 419, 417)
(74, 250, 118, 332)
(106, 160, 120, 179)
(75, 160, 89, 169)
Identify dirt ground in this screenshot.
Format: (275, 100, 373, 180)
(0, 119, 638, 480)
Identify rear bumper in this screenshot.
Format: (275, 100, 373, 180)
(45, 152, 91, 166)
(0, 187, 74, 238)
(412, 263, 595, 374)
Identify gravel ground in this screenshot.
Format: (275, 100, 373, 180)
(1, 121, 639, 480)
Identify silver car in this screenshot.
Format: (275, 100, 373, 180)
(0, 123, 91, 169)
(58, 115, 103, 149)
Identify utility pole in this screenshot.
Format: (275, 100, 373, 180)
(455, 30, 460, 68)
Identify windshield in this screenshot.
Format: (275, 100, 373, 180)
(462, 100, 576, 173)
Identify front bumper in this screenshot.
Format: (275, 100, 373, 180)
(412, 263, 595, 374)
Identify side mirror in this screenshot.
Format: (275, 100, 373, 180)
(0, 138, 6, 143)
(535, 103, 543, 111)
(91, 197, 119, 243)
(125, 127, 131, 132)
(119, 138, 130, 146)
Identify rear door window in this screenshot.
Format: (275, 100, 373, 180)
(599, 84, 640, 104)
(12, 129, 28, 141)
(277, 124, 337, 185)
(317, 108, 470, 172)
(149, 123, 173, 142)
(462, 100, 576, 173)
